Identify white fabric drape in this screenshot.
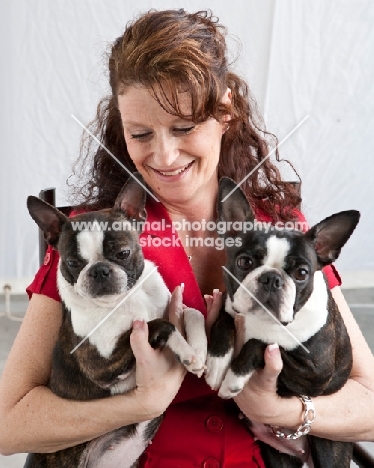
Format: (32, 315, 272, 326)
(1, 0, 373, 279)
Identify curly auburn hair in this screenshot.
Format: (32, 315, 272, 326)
(72, 9, 301, 221)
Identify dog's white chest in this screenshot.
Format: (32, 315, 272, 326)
(58, 260, 170, 358)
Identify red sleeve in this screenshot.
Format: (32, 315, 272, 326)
(26, 245, 61, 302)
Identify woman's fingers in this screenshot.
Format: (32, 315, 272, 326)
(130, 319, 186, 417)
(234, 343, 285, 424)
(168, 285, 185, 333)
(129, 319, 153, 363)
(205, 289, 222, 336)
(257, 343, 283, 390)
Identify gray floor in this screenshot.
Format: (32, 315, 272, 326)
(0, 290, 373, 467)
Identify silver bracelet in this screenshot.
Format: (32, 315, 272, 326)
(271, 395, 316, 440)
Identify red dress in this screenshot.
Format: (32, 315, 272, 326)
(27, 197, 341, 468)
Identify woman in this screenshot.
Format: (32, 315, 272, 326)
(1, 9, 374, 467)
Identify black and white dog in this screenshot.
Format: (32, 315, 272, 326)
(205, 177, 359, 468)
(25, 176, 207, 468)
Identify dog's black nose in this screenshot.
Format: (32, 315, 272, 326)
(258, 272, 283, 292)
(88, 263, 111, 281)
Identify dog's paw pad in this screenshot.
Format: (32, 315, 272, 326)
(218, 382, 242, 398)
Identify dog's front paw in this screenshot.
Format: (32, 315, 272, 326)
(168, 330, 206, 376)
(218, 369, 253, 399)
(190, 345, 207, 377)
(184, 355, 206, 377)
(204, 352, 232, 391)
(176, 351, 205, 377)
(183, 307, 208, 367)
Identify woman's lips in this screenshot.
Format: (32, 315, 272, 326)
(150, 161, 195, 181)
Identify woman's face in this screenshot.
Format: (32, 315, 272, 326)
(117, 86, 227, 208)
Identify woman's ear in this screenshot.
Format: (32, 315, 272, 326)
(221, 87, 232, 134)
(222, 87, 232, 104)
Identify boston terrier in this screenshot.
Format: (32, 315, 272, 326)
(205, 177, 360, 468)
(25, 176, 207, 468)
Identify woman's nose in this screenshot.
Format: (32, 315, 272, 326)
(152, 134, 179, 167)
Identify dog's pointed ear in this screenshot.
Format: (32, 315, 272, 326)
(305, 210, 360, 266)
(27, 196, 69, 247)
(114, 173, 147, 222)
(218, 177, 255, 230)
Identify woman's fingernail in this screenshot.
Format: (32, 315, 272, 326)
(268, 343, 279, 354)
(133, 319, 145, 330)
(213, 288, 219, 295)
(180, 283, 185, 294)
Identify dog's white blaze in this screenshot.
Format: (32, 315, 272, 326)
(77, 229, 104, 262)
(240, 271, 328, 350)
(264, 236, 290, 269)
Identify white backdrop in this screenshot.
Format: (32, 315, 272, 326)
(1, 0, 373, 283)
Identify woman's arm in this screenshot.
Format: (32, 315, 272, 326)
(0, 291, 185, 455)
(234, 286, 374, 442)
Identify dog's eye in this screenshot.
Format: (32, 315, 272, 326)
(294, 267, 309, 281)
(116, 249, 130, 260)
(67, 259, 80, 269)
(236, 255, 253, 270)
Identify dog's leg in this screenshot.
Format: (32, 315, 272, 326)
(258, 441, 304, 468)
(79, 418, 163, 468)
(183, 307, 207, 376)
(147, 319, 205, 375)
(308, 436, 352, 468)
(218, 339, 266, 399)
(205, 310, 235, 390)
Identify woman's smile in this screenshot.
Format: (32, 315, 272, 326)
(149, 160, 195, 180)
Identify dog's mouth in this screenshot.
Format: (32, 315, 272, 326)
(232, 306, 241, 314)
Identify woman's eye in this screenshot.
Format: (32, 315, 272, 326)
(116, 249, 130, 260)
(131, 132, 152, 141)
(174, 126, 195, 135)
(293, 267, 309, 281)
(236, 255, 253, 271)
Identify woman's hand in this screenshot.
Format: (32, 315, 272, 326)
(129, 286, 186, 419)
(234, 343, 302, 429)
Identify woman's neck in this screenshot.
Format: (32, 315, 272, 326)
(159, 183, 219, 225)
(166, 203, 216, 225)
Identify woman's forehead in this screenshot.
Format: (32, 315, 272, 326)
(118, 85, 193, 121)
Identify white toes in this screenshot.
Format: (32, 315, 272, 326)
(218, 370, 253, 399)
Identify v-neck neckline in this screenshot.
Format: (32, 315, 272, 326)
(140, 197, 207, 316)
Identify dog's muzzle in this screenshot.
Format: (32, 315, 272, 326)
(258, 271, 284, 292)
(88, 262, 111, 281)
